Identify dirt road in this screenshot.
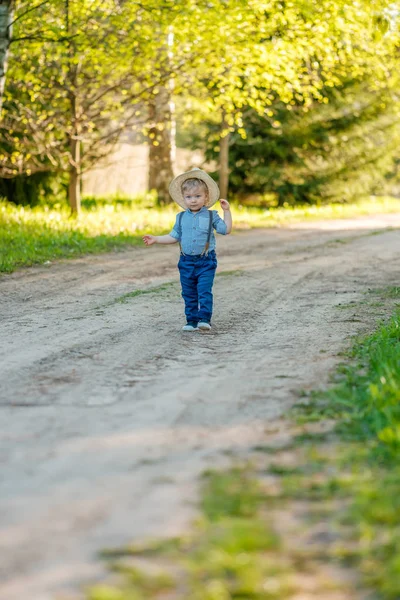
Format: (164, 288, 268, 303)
(1, 214, 399, 600)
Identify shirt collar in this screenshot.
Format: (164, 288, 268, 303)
(186, 206, 208, 215)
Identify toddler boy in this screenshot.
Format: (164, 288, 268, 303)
(143, 168, 232, 331)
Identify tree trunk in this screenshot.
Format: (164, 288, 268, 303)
(67, 88, 81, 214)
(219, 114, 230, 199)
(69, 135, 80, 214)
(148, 86, 174, 205)
(0, 1, 14, 115)
(65, 0, 81, 215)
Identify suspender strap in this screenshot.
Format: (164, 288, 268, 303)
(177, 211, 185, 256)
(178, 210, 213, 256)
(200, 209, 213, 256)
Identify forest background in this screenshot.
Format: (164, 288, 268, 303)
(3, 4, 400, 599)
(0, 0, 399, 216)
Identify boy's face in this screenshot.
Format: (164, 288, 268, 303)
(182, 185, 208, 212)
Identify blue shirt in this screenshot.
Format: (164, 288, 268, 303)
(169, 206, 227, 255)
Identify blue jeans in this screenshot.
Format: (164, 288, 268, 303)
(178, 250, 217, 324)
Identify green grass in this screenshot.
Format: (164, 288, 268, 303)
(369, 286, 400, 300)
(326, 308, 400, 446)
(285, 304, 400, 599)
(87, 467, 292, 600)
(1, 195, 399, 273)
(113, 283, 176, 305)
(216, 269, 243, 277)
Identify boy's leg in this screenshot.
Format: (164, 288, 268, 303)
(197, 253, 217, 324)
(178, 258, 198, 324)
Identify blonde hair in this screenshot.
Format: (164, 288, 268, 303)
(181, 178, 209, 197)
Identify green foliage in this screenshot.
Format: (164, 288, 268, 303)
(0, 171, 68, 206)
(1, 0, 184, 180)
(177, 0, 398, 126)
(189, 78, 400, 205)
(175, 0, 400, 204)
(2, 0, 399, 205)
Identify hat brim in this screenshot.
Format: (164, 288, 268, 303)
(169, 169, 220, 209)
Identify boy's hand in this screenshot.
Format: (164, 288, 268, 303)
(220, 198, 230, 210)
(143, 235, 156, 246)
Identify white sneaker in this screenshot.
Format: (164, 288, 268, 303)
(182, 323, 198, 331)
(198, 321, 211, 331)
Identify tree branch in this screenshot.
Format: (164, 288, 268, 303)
(10, 33, 79, 44)
(8, 0, 51, 28)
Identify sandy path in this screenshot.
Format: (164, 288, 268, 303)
(0, 213, 399, 600)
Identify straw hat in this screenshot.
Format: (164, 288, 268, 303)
(169, 168, 220, 209)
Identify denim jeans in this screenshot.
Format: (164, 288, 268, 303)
(178, 250, 217, 324)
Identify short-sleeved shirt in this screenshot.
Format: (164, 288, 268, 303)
(169, 206, 227, 255)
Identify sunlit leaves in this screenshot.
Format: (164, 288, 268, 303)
(1, 0, 399, 182)
(173, 0, 399, 135)
(1, 0, 179, 177)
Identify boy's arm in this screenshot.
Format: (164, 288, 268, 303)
(220, 199, 232, 234)
(143, 234, 178, 246)
(143, 213, 182, 246)
(154, 235, 179, 244)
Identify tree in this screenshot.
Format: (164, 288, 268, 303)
(174, 0, 398, 197)
(1, 0, 398, 210)
(200, 76, 400, 205)
(0, 0, 181, 213)
(0, 0, 14, 114)
(147, 87, 175, 205)
(146, 26, 175, 205)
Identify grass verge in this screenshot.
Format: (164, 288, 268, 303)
(1, 195, 399, 273)
(283, 294, 400, 599)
